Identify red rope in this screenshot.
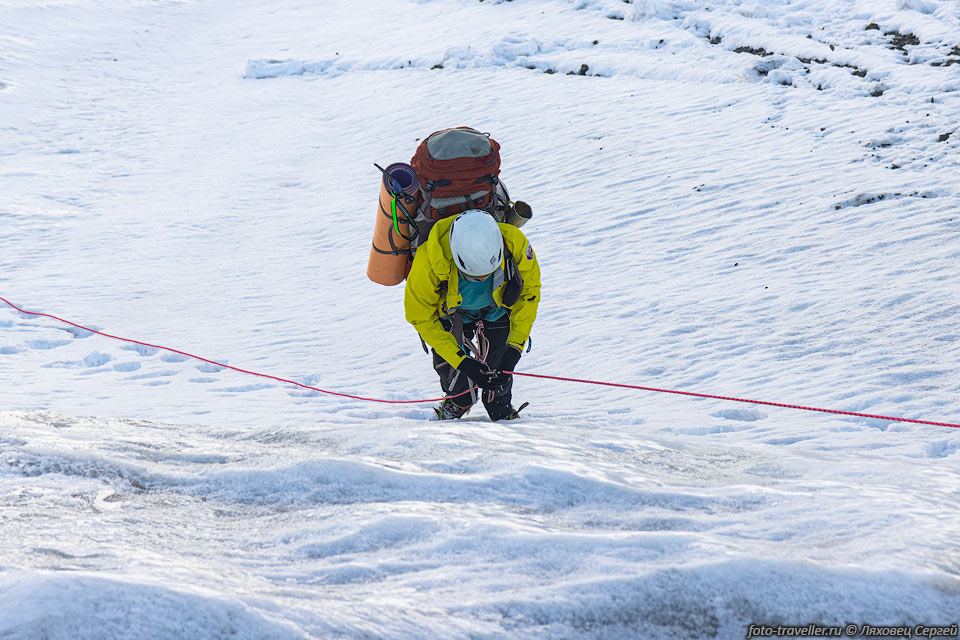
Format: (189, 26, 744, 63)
(0, 296, 448, 404)
(3, 296, 959, 428)
(510, 371, 960, 429)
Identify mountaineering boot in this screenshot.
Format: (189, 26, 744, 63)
(434, 399, 472, 421)
(489, 402, 529, 422)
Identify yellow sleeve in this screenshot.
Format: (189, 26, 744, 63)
(403, 248, 466, 368)
(504, 231, 541, 351)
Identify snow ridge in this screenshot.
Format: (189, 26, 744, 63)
(245, 0, 959, 172)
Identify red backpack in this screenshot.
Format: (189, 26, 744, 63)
(411, 126, 502, 221)
(406, 127, 529, 258)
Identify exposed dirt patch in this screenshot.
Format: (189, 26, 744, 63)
(523, 62, 601, 77)
(833, 191, 934, 210)
(702, 26, 954, 87)
(719, 41, 869, 83)
(866, 23, 955, 66)
(885, 30, 920, 54)
(734, 46, 772, 57)
(931, 46, 960, 67)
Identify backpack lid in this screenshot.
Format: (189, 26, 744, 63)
(412, 126, 501, 190)
(425, 128, 492, 161)
(410, 126, 503, 226)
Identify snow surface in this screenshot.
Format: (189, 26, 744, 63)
(2, 0, 960, 638)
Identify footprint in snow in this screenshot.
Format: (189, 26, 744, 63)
(675, 424, 746, 436)
(61, 325, 95, 338)
(288, 389, 320, 398)
(287, 374, 322, 397)
(214, 383, 276, 393)
(42, 360, 82, 369)
(24, 339, 72, 350)
(125, 370, 177, 381)
(121, 344, 159, 357)
(713, 408, 767, 422)
(83, 351, 111, 368)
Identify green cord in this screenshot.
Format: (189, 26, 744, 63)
(391, 194, 418, 242)
(391, 195, 401, 236)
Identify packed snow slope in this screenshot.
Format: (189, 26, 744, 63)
(2, 0, 960, 638)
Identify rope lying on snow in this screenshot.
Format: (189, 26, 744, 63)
(0, 296, 451, 405)
(510, 372, 960, 429)
(2, 296, 958, 429)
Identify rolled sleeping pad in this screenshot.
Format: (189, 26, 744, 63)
(367, 163, 421, 286)
(506, 200, 533, 228)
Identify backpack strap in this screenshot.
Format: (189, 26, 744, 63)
(407, 182, 436, 258)
(435, 280, 485, 361)
(500, 238, 524, 307)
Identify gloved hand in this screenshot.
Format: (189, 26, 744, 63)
(457, 357, 499, 390)
(487, 347, 522, 389)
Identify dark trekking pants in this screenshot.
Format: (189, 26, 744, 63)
(433, 314, 514, 421)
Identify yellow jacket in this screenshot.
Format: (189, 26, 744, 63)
(404, 216, 541, 367)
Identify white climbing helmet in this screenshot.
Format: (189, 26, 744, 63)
(448, 209, 504, 277)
